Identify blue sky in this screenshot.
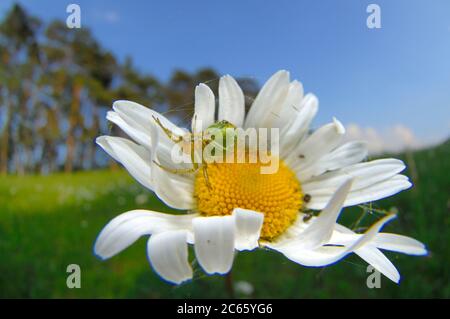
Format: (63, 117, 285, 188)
(1, 0, 449, 148)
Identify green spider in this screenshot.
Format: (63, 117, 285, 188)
(152, 115, 237, 189)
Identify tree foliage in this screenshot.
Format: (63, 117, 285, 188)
(0, 4, 259, 174)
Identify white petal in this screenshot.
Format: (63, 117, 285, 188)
(245, 70, 290, 128)
(352, 214, 397, 250)
(264, 214, 396, 267)
(273, 245, 352, 267)
(232, 208, 264, 251)
(151, 162, 195, 209)
(279, 94, 318, 158)
(96, 136, 153, 190)
(110, 102, 190, 170)
(295, 141, 368, 181)
(303, 158, 406, 193)
(272, 80, 304, 129)
(328, 228, 360, 245)
(147, 230, 193, 284)
(320, 141, 368, 171)
(303, 159, 410, 210)
(342, 175, 412, 207)
(286, 118, 345, 168)
(332, 220, 425, 282)
(355, 245, 400, 283)
(94, 210, 197, 260)
(307, 175, 412, 210)
(107, 111, 152, 149)
(218, 75, 245, 127)
(332, 224, 427, 256)
(113, 100, 190, 162)
(150, 139, 194, 208)
(113, 100, 186, 137)
(149, 127, 195, 210)
(265, 213, 310, 245)
(192, 83, 215, 131)
(265, 235, 356, 267)
(107, 112, 189, 172)
(372, 233, 427, 255)
(294, 179, 352, 249)
(193, 216, 235, 274)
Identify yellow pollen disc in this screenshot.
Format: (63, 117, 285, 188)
(194, 159, 303, 240)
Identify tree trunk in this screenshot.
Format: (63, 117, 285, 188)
(64, 83, 81, 173)
(0, 119, 10, 174)
(0, 103, 11, 175)
(88, 107, 100, 169)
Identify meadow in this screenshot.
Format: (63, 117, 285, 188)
(0, 141, 448, 298)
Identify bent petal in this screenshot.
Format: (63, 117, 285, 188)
(355, 245, 400, 283)
(94, 210, 197, 260)
(331, 222, 426, 282)
(147, 230, 193, 284)
(332, 224, 428, 257)
(150, 128, 195, 210)
(106, 110, 152, 150)
(372, 233, 427, 256)
(294, 179, 353, 249)
(265, 214, 396, 267)
(232, 208, 264, 251)
(269, 245, 353, 267)
(193, 216, 235, 274)
(150, 159, 195, 210)
(108, 104, 192, 171)
(113, 100, 186, 137)
(96, 136, 153, 191)
(329, 224, 401, 282)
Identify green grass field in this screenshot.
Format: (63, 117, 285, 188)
(0, 141, 448, 298)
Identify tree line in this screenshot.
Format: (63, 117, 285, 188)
(0, 4, 259, 175)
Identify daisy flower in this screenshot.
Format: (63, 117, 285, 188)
(94, 70, 427, 285)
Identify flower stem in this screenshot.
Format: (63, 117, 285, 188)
(225, 271, 235, 298)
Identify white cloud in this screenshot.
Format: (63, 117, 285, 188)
(344, 123, 426, 154)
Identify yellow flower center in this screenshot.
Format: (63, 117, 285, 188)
(194, 158, 303, 240)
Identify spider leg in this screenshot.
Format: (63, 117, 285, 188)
(153, 160, 197, 174)
(152, 115, 183, 143)
(202, 164, 212, 190)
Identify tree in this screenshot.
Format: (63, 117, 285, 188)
(0, 3, 259, 174)
(0, 4, 41, 174)
(43, 21, 118, 172)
